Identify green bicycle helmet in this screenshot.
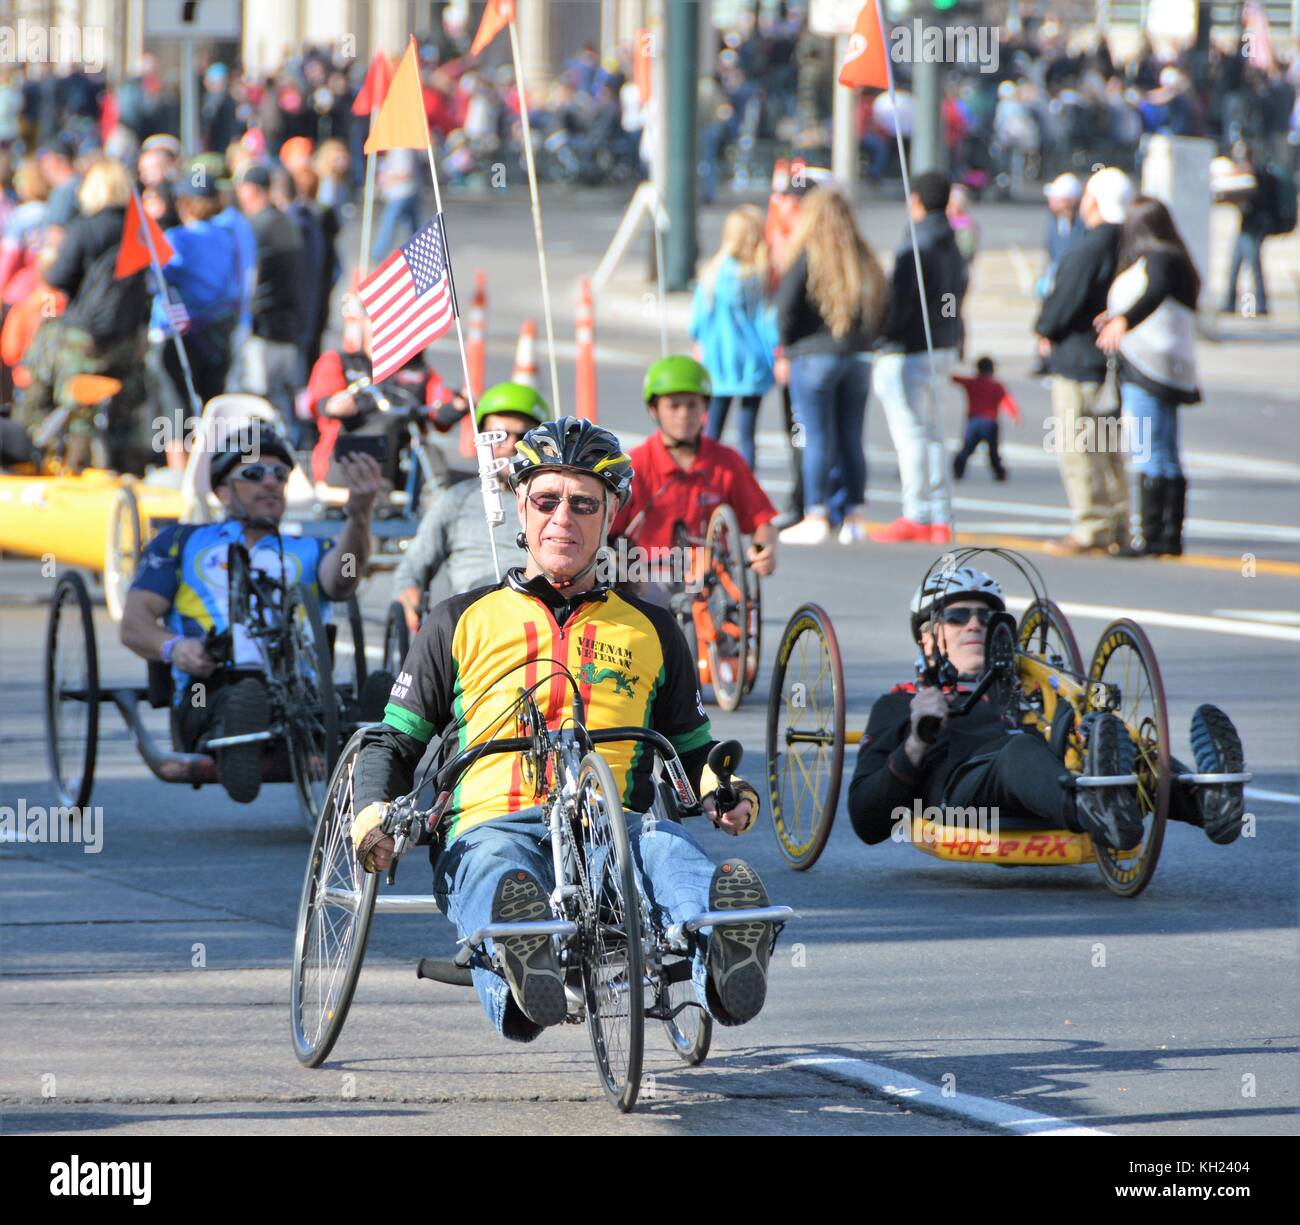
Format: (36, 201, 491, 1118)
(643, 354, 712, 404)
(474, 381, 551, 428)
(508, 416, 634, 507)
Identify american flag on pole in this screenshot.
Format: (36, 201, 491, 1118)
(358, 215, 456, 383)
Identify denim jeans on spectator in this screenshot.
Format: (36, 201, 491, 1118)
(1121, 380, 1182, 479)
(706, 393, 763, 470)
(431, 809, 728, 1043)
(372, 193, 422, 263)
(789, 352, 871, 525)
(873, 348, 955, 525)
(1225, 230, 1268, 313)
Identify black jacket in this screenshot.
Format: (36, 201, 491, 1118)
(878, 211, 967, 355)
(1034, 221, 1121, 383)
(45, 206, 150, 345)
(846, 682, 1018, 845)
(247, 204, 302, 343)
(774, 250, 877, 357)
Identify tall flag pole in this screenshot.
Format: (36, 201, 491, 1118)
(353, 52, 395, 279)
(364, 36, 502, 578)
(473, 0, 563, 418)
(839, 0, 955, 532)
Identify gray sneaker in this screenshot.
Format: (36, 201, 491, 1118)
(706, 860, 772, 1024)
(1075, 713, 1144, 851)
(1190, 705, 1246, 845)
(491, 870, 567, 1028)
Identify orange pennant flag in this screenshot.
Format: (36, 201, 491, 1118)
(363, 38, 430, 154)
(838, 0, 890, 92)
(115, 192, 173, 279)
(470, 0, 516, 58)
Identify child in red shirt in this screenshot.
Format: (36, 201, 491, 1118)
(951, 355, 1021, 482)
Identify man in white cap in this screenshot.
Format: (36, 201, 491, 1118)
(1034, 167, 1134, 556)
(1034, 173, 1084, 373)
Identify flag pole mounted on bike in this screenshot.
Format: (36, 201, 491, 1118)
(470, 0, 565, 418)
(358, 35, 504, 580)
(837, 0, 956, 533)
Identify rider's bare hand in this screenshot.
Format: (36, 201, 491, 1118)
(172, 637, 216, 678)
(366, 834, 395, 872)
(747, 543, 775, 577)
(338, 452, 384, 516)
(398, 585, 422, 633)
(705, 795, 753, 836)
(326, 391, 358, 418)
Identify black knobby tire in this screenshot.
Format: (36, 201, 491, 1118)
(44, 571, 99, 811)
(1087, 619, 1171, 898)
(382, 600, 411, 678)
(290, 730, 380, 1066)
(285, 585, 342, 834)
(986, 615, 1020, 719)
(576, 751, 645, 1112)
(1017, 597, 1084, 673)
(339, 593, 368, 699)
(765, 603, 846, 871)
(703, 504, 749, 712)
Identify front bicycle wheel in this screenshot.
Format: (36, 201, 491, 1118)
(285, 585, 341, 834)
(703, 504, 749, 712)
(1017, 597, 1084, 673)
(104, 481, 141, 624)
(44, 571, 99, 810)
(742, 564, 762, 697)
(766, 603, 845, 870)
(1088, 619, 1171, 898)
(290, 730, 379, 1066)
(576, 751, 645, 1112)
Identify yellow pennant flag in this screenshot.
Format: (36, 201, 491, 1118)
(363, 37, 429, 154)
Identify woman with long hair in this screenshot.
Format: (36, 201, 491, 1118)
(691, 204, 776, 469)
(773, 186, 886, 545)
(1095, 194, 1201, 555)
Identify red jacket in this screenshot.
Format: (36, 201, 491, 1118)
(952, 374, 1021, 424)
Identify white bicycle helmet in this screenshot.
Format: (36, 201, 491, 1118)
(910, 565, 1005, 640)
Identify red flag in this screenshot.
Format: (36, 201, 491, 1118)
(115, 193, 173, 279)
(470, 0, 516, 58)
(352, 51, 395, 116)
(838, 1, 890, 92)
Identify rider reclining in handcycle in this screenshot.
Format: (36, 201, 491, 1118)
(847, 565, 1247, 851)
(351, 417, 779, 1042)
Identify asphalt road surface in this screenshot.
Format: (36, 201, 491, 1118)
(2, 190, 1297, 1137)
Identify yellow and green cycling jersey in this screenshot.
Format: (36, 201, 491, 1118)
(367, 569, 713, 843)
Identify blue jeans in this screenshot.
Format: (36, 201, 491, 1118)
(789, 353, 871, 525)
(431, 810, 725, 1042)
(706, 393, 763, 470)
(1224, 230, 1268, 313)
(372, 194, 421, 264)
(1121, 381, 1182, 478)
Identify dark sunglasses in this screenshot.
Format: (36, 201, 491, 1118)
(233, 463, 291, 484)
(938, 605, 994, 627)
(527, 491, 603, 516)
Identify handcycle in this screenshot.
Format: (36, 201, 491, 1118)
(43, 532, 382, 833)
(289, 669, 793, 1112)
(764, 547, 1251, 896)
(666, 504, 763, 712)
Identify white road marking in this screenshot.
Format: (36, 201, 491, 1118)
(1214, 610, 1300, 627)
(1245, 787, 1300, 806)
(787, 1055, 1112, 1136)
(1003, 595, 1300, 643)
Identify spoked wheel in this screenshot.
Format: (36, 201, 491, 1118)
(1017, 597, 1084, 673)
(104, 481, 141, 624)
(44, 571, 100, 810)
(290, 730, 380, 1066)
(766, 603, 846, 871)
(382, 600, 411, 677)
(661, 961, 712, 1065)
(285, 585, 341, 834)
(702, 504, 749, 712)
(575, 751, 645, 1112)
(741, 564, 762, 697)
(986, 614, 1020, 719)
(1088, 619, 1171, 898)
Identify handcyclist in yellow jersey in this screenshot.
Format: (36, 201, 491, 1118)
(350, 417, 779, 1042)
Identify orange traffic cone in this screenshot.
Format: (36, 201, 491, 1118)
(461, 271, 488, 458)
(511, 319, 538, 388)
(575, 277, 596, 422)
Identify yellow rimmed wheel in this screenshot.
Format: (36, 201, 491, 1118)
(765, 603, 846, 870)
(1088, 619, 1171, 898)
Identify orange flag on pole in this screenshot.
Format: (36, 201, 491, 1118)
(363, 38, 430, 154)
(352, 51, 395, 116)
(470, 0, 516, 58)
(838, 0, 890, 92)
(115, 192, 173, 279)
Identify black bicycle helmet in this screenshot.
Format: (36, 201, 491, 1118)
(508, 415, 634, 507)
(209, 423, 296, 489)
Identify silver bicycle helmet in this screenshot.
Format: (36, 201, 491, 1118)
(910, 565, 1005, 640)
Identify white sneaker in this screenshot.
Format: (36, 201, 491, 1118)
(837, 513, 869, 545)
(778, 514, 831, 545)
